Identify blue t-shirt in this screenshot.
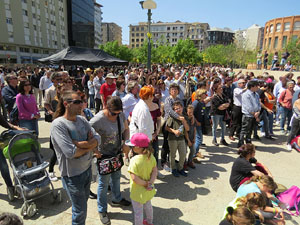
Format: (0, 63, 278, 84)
(236, 182, 261, 198)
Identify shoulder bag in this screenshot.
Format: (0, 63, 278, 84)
(97, 115, 124, 175)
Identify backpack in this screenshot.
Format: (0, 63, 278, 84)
(277, 185, 300, 216)
(9, 106, 19, 125)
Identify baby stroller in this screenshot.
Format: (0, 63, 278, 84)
(1, 130, 62, 218)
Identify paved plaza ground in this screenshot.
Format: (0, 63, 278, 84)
(0, 113, 300, 225)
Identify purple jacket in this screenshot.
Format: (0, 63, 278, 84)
(16, 94, 39, 120)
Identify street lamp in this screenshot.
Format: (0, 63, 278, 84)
(140, 0, 156, 71)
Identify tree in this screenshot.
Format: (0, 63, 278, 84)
(170, 39, 200, 64)
(99, 41, 133, 62)
(286, 38, 300, 66)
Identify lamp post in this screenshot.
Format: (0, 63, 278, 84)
(140, 0, 156, 71)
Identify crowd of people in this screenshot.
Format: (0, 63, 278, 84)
(0, 63, 299, 224)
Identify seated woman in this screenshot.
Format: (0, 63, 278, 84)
(222, 192, 266, 224)
(219, 206, 255, 225)
(229, 143, 272, 192)
(236, 175, 285, 224)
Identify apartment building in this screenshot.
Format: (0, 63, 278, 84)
(208, 27, 234, 46)
(129, 21, 210, 51)
(263, 15, 300, 53)
(101, 22, 122, 45)
(0, 0, 68, 64)
(235, 24, 264, 50)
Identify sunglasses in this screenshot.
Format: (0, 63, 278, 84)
(67, 99, 83, 105)
(109, 109, 121, 116)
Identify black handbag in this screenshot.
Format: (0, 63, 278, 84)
(97, 115, 124, 175)
(44, 109, 53, 122)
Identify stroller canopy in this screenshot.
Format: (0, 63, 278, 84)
(38, 46, 128, 66)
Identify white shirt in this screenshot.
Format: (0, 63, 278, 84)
(39, 75, 52, 91)
(122, 93, 139, 119)
(164, 78, 174, 90)
(129, 100, 154, 140)
(233, 87, 245, 107)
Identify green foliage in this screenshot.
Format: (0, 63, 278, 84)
(99, 41, 133, 62)
(286, 38, 300, 66)
(170, 39, 200, 64)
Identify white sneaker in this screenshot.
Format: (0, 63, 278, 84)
(260, 132, 266, 137)
(275, 121, 280, 126)
(287, 144, 292, 151)
(49, 172, 58, 181)
(157, 171, 165, 179)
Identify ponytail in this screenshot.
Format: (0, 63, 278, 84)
(225, 206, 255, 225)
(142, 146, 154, 159)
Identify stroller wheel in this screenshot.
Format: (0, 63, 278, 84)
(27, 203, 37, 218)
(7, 186, 15, 202)
(21, 202, 28, 216)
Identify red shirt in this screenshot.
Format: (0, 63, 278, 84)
(100, 82, 116, 105)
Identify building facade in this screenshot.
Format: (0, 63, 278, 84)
(129, 21, 210, 51)
(94, 2, 103, 48)
(208, 28, 234, 46)
(0, 0, 68, 64)
(101, 23, 122, 45)
(235, 24, 264, 50)
(263, 15, 300, 53)
(67, 0, 95, 48)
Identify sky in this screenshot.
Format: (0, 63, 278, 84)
(97, 0, 300, 45)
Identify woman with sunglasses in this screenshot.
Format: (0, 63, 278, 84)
(16, 80, 40, 136)
(89, 96, 131, 225)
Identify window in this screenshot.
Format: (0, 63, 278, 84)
(141, 38, 144, 42)
(24, 22, 29, 28)
(141, 33, 144, 37)
(292, 35, 298, 41)
(270, 25, 273, 33)
(33, 49, 39, 53)
(136, 33, 139, 37)
(131, 39, 134, 42)
(265, 26, 268, 33)
(6, 18, 13, 25)
(131, 44, 134, 48)
(22, 0, 27, 3)
(32, 1, 35, 7)
(132, 33, 135, 37)
(273, 37, 278, 49)
(167, 27, 170, 31)
(8, 32, 13, 38)
(20, 47, 30, 53)
(284, 22, 290, 31)
(141, 27, 144, 31)
(276, 23, 281, 32)
(294, 21, 300, 31)
(268, 38, 271, 49)
(136, 44, 139, 47)
(136, 27, 139, 31)
(32, 13, 36, 19)
(131, 28, 135, 31)
(282, 36, 287, 48)
(33, 25, 37, 30)
(136, 39, 139, 42)
(22, 10, 28, 16)
(43, 50, 49, 54)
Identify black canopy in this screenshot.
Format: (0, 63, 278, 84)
(38, 46, 128, 66)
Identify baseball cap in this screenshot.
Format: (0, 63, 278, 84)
(125, 133, 150, 148)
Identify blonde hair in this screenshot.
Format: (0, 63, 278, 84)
(187, 104, 194, 111)
(195, 89, 207, 100)
(249, 175, 277, 191)
(236, 192, 266, 211)
(141, 146, 154, 159)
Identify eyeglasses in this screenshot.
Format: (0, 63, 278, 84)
(67, 99, 83, 105)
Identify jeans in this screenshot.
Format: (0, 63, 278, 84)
(271, 59, 278, 68)
(97, 170, 122, 213)
(194, 125, 203, 154)
(62, 167, 92, 225)
(89, 95, 95, 109)
(259, 110, 270, 136)
(19, 119, 39, 136)
(267, 111, 274, 134)
(280, 107, 292, 131)
(0, 149, 13, 187)
(152, 138, 159, 164)
(211, 114, 225, 141)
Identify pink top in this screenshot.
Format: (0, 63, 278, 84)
(16, 94, 39, 120)
(279, 89, 294, 110)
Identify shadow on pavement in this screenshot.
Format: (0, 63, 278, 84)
(255, 145, 287, 154)
(153, 206, 192, 225)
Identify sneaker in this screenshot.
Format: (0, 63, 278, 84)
(196, 152, 205, 159)
(157, 171, 165, 179)
(212, 140, 219, 146)
(111, 198, 131, 207)
(193, 157, 202, 164)
(49, 172, 58, 182)
(260, 132, 266, 137)
(265, 135, 274, 140)
(89, 190, 97, 199)
(163, 164, 171, 172)
(99, 212, 111, 225)
(172, 169, 180, 177)
(7, 186, 15, 202)
(253, 135, 261, 140)
(187, 161, 196, 169)
(275, 121, 280, 126)
(124, 158, 130, 166)
(178, 169, 188, 177)
(200, 143, 206, 147)
(143, 219, 154, 225)
(287, 144, 292, 151)
(221, 139, 229, 146)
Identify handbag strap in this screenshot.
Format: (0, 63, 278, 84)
(117, 115, 122, 149)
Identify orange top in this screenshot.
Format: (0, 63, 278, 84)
(191, 92, 196, 102)
(265, 92, 275, 110)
